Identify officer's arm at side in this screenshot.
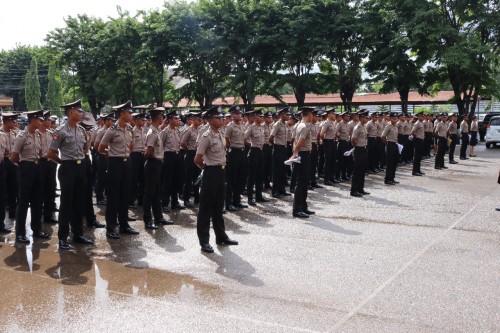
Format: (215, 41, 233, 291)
(47, 149, 61, 164)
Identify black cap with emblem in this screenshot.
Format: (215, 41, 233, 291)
(2, 112, 19, 122)
(112, 100, 133, 115)
(205, 105, 224, 118)
(61, 100, 82, 114)
(24, 110, 45, 121)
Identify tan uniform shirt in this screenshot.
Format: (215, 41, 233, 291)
(196, 128, 226, 166)
(132, 126, 146, 153)
(50, 124, 88, 160)
(161, 126, 180, 152)
(94, 127, 107, 150)
(460, 120, 469, 133)
(0, 131, 7, 163)
(263, 123, 272, 144)
(337, 121, 350, 141)
(310, 123, 319, 144)
(435, 121, 447, 137)
(366, 121, 378, 137)
(352, 123, 367, 147)
(245, 123, 265, 148)
(145, 126, 164, 160)
(271, 121, 288, 146)
(470, 120, 478, 131)
(3, 129, 17, 158)
(180, 125, 199, 151)
(321, 119, 337, 140)
(376, 121, 384, 137)
(224, 122, 245, 148)
(100, 123, 134, 157)
(196, 124, 209, 143)
(13, 130, 42, 162)
(448, 122, 458, 135)
(295, 122, 312, 152)
(287, 124, 294, 143)
(412, 120, 425, 140)
(423, 120, 432, 133)
(382, 123, 398, 143)
(38, 129, 52, 158)
(396, 121, 405, 134)
(403, 121, 412, 135)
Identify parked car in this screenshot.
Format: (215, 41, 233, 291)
(479, 112, 500, 141)
(485, 116, 500, 148)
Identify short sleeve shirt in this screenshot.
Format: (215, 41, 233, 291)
(100, 123, 134, 157)
(351, 123, 367, 147)
(382, 123, 398, 143)
(196, 128, 226, 166)
(245, 123, 265, 148)
(412, 120, 425, 140)
(271, 121, 287, 146)
(0, 131, 7, 163)
(337, 121, 350, 141)
(448, 122, 458, 135)
(224, 122, 245, 148)
(38, 129, 52, 158)
(180, 125, 199, 151)
(12, 130, 42, 162)
(145, 126, 164, 160)
(161, 126, 180, 152)
(365, 121, 378, 137)
(470, 120, 478, 131)
(295, 122, 312, 152)
(435, 122, 447, 137)
(132, 126, 146, 153)
(49, 124, 87, 160)
(321, 119, 337, 140)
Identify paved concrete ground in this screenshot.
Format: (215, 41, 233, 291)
(1, 144, 499, 333)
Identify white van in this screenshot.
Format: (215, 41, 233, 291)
(485, 116, 500, 148)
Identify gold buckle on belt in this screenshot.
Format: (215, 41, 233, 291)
(123, 158, 128, 162)
(76, 160, 81, 164)
(221, 165, 225, 170)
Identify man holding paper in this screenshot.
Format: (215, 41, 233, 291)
(350, 110, 370, 197)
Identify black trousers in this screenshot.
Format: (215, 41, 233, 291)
(424, 132, 433, 157)
(385, 142, 399, 182)
(178, 150, 186, 197)
(16, 161, 42, 237)
(183, 150, 200, 203)
(247, 147, 264, 200)
(129, 152, 145, 205)
(162, 151, 182, 207)
(263, 144, 272, 188)
(271, 145, 287, 195)
(293, 151, 311, 213)
(351, 147, 367, 193)
(377, 137, 386, 168)
(406, 135, 414, 161)
(197, 166, 228, 245)
(39, 158, 57, 220)
(448, 134, 458, 161)
(286, 143, 292, 177)
(346, 142, 354, 176)
(58, 160, 86, 240)
(225, 148, 245, 206)
(460, 133, 469, 158)
(318, 143, 325, 175)
(413, 138, 423, 174)
(83, 155, 96, 223)
(4, 158, 18, 218)
(310, 143, 319, 185)
(143, 159, 163, 222)
(323, 139, 337, 182)
(0, 162, 5, 227)
(95, 154, 107, 201)
(367, 137, 378, 171)
(105, 157, 131, 232)
(91, 149, 99, 187)
(435, 137, 446, 168)
(337, 140, 349, 178)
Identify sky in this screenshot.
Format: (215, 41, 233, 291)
(0, 0, 168, 51)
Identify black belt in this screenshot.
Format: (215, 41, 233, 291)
(109, 157, 129, 162)
(164, 151, 179, 155)
(205, 165, 225, 170)
(273, 144, 285, 147)
(20, 160, 40, 165)
(354, 146, 367, 150)
(250, 147, 263, 150)
(61, 159, 84, 165)
(230, 147, 244, 150)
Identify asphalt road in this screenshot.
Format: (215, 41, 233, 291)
(1, 143, 499, 333)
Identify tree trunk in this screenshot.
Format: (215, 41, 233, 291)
(88, 95, 98, 118)
(398, 89, 409, 115)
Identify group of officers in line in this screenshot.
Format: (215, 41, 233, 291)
(0, 100, 479, 253)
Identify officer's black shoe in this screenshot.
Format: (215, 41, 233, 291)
(193, 198, 199, 204)
(58, 240, 72, 250)
(216, 238, 238, 245)
(495, 208, 500, 212)
(304, 209, 315, 215)
(120, 227, 140, 235)
(144, 222, 159, 229)
(419, 172, 426, 175)
(313, 184, 324, 189)
(293, 212, 309, 218)
(279, 192, 292, 197)
(184, 201, 194, 208)
(333, 178, 341, 183)
(289, 187, 296, 193)
(412, 172, 423, 176)
(449, 160, 458, 164)
(201, 244, 214, 253)
(97, 199, 107, 205)
(73, 235, 94, 245)
(44, 216, 58, 224)
(441, 166, 448, 169)
(256, 197, 269, 203)
(393, 180, 400, 184)
(15, 235, 30, 244)
(308, 185, 314, 190)
(33, 231, 50, 239)
(341, 177, 349, 182)
(0, 226, 11, 234)
(272, 193, 283, 198)
(106, 232, 121, 239)
(235, 203, 248, 208)
(88, 220, 105, 228)
(162, 206, 171, 213)
(350, 192, 363, 197)
(155, 218, 174, 225)
(384, 181, 396, 185)
(434, 166, 442, 170)
(360, 191, 370, 195)
(324, 181, 334, 186)
(172, 203, 185, 210)
(226, 205, 239, 212)
(248, 199, 257, 206)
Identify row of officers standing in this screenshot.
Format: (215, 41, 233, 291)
(0, 101, 479, 253)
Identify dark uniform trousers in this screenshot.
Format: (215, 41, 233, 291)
(351, 147, 367, 193)
(95, 154, 107, 201)
(197, 166, 228, 245)
(448, 134, 458, 161)
(318, 143, 325, 176)
(412, 138, 424, 174)
(377, 137, 386, 168)
(293, 151, 311, 214)
(271, 144, 287, 195)
(143, 159, 163, 222)
(39, 158, 57, 221)
(367, 137, 378, 171)
(162, 151, 183, 207)
(183, 150, 200, 203)
(247, 147, 265, 200)
(424, 132, 433, 157)
(4, 158, 18, 218)
(58, 160, 86, 240)
(178, 149, 186, 197)
(129, 151, 145, 205)
(91, 149, 99, 187)
(242, 144, 250, 192)
(263, 144, 272, 188)
(286, 142, 292, 178)
(323, 139, 337, 182)
(398, 134, 407, 163)
(406, 135, 414, 162)
(460, 133, 469, 159)
(225, 148, 245, 206)
(16, 162, 42, 236)
(346, 142, 354, 177)
(385, 142, 399, 182)
(83, 155, 97, 224)
(310, 143, 319, 185)
(435, 137, 446, 168)
(337, 140, 349, 179)
(0, 162, 5, 227)
(105, 157, 131, 232)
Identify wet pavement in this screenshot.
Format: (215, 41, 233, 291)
(1, 144, 499, 332)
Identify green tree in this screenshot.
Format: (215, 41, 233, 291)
(25, 58, 42, 110)
(45, 65, 63, 112)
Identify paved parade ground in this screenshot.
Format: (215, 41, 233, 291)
(0, 143, 499, 333)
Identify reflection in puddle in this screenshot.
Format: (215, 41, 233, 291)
(94, 263, 109, 302)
